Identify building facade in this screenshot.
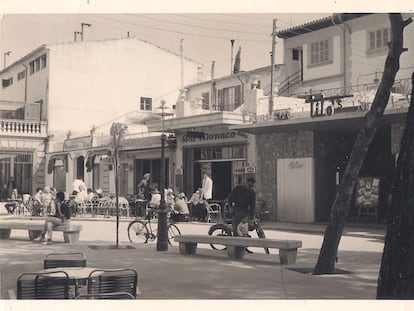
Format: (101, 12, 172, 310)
(233, 13, 414, 223)
(0, 37, 202, 195)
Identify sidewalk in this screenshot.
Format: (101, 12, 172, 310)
(262, 220, 386, 239)
(0, 215, 384, 300)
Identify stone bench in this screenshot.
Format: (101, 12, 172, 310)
(0, 216, 82, 243)
(174, 234, 302, 265)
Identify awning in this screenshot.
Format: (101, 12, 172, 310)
(47, 153, 69, 174)
(85, 149, 111, 172)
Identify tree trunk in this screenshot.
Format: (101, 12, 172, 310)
(313, 13, 412, 275)
(377, 73, 414, 298)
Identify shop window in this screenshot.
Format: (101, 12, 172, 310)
(194, 145, 247, 161)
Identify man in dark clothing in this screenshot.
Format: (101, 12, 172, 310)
(226, 178, 256, 236)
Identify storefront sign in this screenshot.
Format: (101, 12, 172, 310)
(307, 94, 353, 118)
(63, 136, 92, 151)
(245, 166, 255, 173)
(182, 131, 247, 143)
(121, 136, 161, 149)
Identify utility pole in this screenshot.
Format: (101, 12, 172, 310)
(180, 39, 184, 90)
(230, 39, 235, 75)
(269, 19, 277, 115)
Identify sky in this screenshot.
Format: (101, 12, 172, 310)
(0, 12, 328, 79)
(0, 0, 412, 79)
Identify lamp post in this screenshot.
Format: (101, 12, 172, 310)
(156, 100, 173, 251)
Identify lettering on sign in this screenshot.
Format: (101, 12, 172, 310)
(306, 94, 353, 118)
(182, 131, 246, 143)
(63, 136, 92, 151)
(288, 160, 304, 169)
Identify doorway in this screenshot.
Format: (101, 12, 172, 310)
(212, 161, 232, 200)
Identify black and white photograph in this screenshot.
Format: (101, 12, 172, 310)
(0, 0, 413, 309)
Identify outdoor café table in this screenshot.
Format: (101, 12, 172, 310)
(37, 267, 101, 298)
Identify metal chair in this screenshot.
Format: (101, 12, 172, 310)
(44, 252, 87, 269)
(87, 268, 138, 299)
(205, 201, 221, 223)
(17, 271, 70, 299)
(75, 291, 135, 299)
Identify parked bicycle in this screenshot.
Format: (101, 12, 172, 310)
(208, 202, 270, 254)
(127, 207, 181, 246)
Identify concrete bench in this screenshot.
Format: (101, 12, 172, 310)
(174, 234, 302, 265)
(0, 216, 82, 243)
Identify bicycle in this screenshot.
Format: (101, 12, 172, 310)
(208, 203, 269, 254)
(127, 207, 181, 246)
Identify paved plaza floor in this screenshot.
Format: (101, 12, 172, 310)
(0, 217, 385, 299)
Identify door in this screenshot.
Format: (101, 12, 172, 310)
(212, 161, 232, 201)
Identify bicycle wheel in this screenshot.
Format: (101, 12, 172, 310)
(167, 223, 181, 246)
(250, 224, 270, 254)
(208, 224, 232, 250)
(128, 220, 150, 243)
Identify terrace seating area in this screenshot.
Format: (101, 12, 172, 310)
(16, 252, 139, 300)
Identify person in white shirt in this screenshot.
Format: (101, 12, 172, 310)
(201, 171, 213, 201)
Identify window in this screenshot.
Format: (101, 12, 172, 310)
(17, 71, 25, 81)
(29, 61, 35, 75)
(217, 85, 242, 111)
(40, 54, 47, 69)
(29, 53, 47, 75)
(140, 97, 152, 111)
(368, 28, 390, 50)
(310, 39, 330, 65)
(35, 58, 40, 72)
(201, 92, 209, 110)
(2, 77, 13, 88)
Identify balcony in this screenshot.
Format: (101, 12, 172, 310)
(0, 100, 47, 138)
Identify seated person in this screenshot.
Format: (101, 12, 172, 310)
(188, 188, 206, 221)
(171, 192, 190, 222)
(95, 188, 103, 199)
(31, 187, 43, 216)
(236, 216, 250, 237)
(147, 187, 161, 217)
(5, 189, 21, 214)
(38, 191, 71, 245)
(165, 188, 175, 211)
(40, 186, 55, 216)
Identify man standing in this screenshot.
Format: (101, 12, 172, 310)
(201, 171, 213, 202)
(226, 177, 256, 236)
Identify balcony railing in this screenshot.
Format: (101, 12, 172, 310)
(0, 119, 47, 137)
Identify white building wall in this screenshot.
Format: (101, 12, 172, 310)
(46, 38, 201, 134)
(302, 36, 342, 81)
(349, 13, 414, 86)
